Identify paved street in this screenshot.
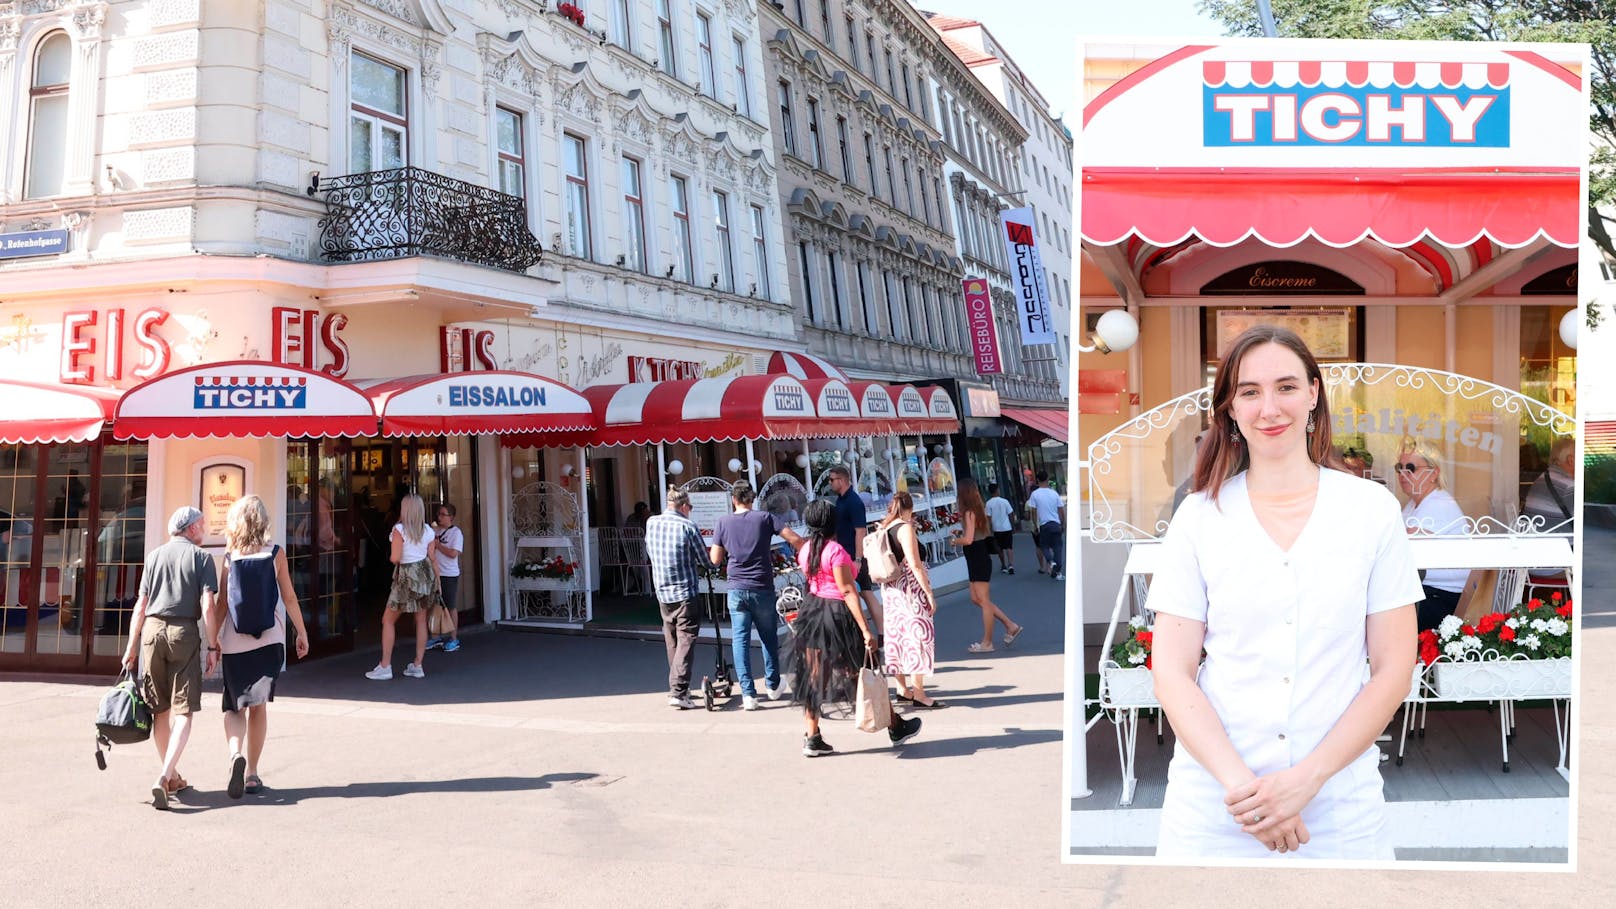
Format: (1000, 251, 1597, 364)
(4, 535, 1615, 905)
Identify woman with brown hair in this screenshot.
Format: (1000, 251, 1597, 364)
(873, 492, 943, 707)
(208, 494, 311, 798)
(1148, 325, 1421, 860)
(951, 478, 1023, 653)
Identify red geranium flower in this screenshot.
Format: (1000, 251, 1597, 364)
(1556, 603, 1573, 619)
(1144, 655, 1153, 670)
(1461, 624, 1477, 638)
(1419, 639, 1439, 666)
(1551, 591, 1563, 602)
(1499, 625, 1517, 642)
(1529, 598, 1543, 610)
(1136, 631, 1153, 646)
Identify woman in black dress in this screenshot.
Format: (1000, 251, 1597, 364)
(952, 479, 1022, 653)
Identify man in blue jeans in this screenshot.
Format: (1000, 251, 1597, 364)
(710, 481, 804, 710)
(1026, 470, 1066, 582)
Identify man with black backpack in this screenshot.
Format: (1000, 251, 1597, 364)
(120, 506, 218, 810)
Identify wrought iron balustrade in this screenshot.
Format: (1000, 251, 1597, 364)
(317, 166, 544, 273)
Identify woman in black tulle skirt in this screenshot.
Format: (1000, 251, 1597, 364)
(789, 500, 921, 757)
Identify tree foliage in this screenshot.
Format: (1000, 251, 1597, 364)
(1198, 1, 1616, 262)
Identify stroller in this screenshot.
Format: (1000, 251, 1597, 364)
(698, 571, 734, 711)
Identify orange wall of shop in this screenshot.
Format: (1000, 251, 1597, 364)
(1457, 309, 1496, 383)
(151, 436, 283, 554)
(1395, 308, 1446, 370)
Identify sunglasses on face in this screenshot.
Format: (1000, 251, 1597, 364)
(1395, 462, 1425, 474)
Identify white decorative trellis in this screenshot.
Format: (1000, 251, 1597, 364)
(508, 481, 585, 623)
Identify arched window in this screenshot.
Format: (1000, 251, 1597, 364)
(25, 31, 72, 199)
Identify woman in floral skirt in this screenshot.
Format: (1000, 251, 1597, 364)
(366, 493, 440, 681)
(873, 492, 942, 708)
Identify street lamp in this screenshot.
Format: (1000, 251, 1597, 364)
(1076, 308, 1140, 354)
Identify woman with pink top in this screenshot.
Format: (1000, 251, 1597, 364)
(787, 499, 921, 757)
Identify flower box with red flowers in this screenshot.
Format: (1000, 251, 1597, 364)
(1101, 617, 1159, 707)
(556, 3, 586, 27)
(511, 555, 579, 581)
(1419, 592, 1573, 700)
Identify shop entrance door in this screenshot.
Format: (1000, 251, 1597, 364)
(344, 436, 447, 637)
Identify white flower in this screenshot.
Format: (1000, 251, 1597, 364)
(1462, 637, 1483, 652)
(1127, 651, 1147, 666)
(1437, 614, 1465, 640)
(1529, 618, 1548, 633)
(1129, 615, 1147, 629)
(1545, 618, 1569, 637)
(1505, 617, 1520, 629)
(1443, 641, 1467, 660)
(1521, 634, 1542, 651)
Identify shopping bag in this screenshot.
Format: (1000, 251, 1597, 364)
(855, 655, 891, 733)
(428, 600, 454, 636)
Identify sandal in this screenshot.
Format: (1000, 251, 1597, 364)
(244, 775, 263, 795)
(912, 697, 947, 709)
(1003, 625, 1024, 647)
(228, 753, 247, 800)
(968, 642, 995, 653)
(164, 775, 191, 795)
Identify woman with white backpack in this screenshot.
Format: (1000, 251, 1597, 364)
(868, 492, 943, 708)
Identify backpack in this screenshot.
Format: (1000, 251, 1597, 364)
(228, 545, 281, 638)
(863, 521, 905, 585)
(94, 670, 152, 767)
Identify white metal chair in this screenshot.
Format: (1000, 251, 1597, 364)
(618, 527, 652, 597)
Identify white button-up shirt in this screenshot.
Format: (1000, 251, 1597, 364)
(1148, 468, 1423, 858)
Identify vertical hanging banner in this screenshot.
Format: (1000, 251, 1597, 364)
(999, 207, 1055, 346)
(961, 277, 1003, 375)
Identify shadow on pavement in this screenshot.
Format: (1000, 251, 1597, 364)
(168, 772, 601, 808)
(896, 727, 1062, 760)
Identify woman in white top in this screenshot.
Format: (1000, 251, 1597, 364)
(1149, 326, 1422, 860)
(208, 494, 310, 798)
(1395, 442, 1471, 632)
(367, 493, 439, 681)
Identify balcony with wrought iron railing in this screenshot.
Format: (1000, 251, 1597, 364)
(315, 167, 544, 273)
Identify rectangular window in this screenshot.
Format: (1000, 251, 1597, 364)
(846, 16, 858, 72)
(826, 251, 846, 329)
(866, 132, 879, 196)
(917, 166, 930, 226)
(751, 204, 771, 300)
(902, 278, 919, 342)
(697, 13, 716, 97)
(671, 174, 694, 282)
(856, 260, 875, 334)
(793, 0, 807, 28)
(920, 283, 936, 346)
(806, 97, 823, 169)
(657, 0, 678, 76)
(778, 81, 797, 155)
(799, 242, 818, 323)
(819, 1, 833, 50)
(900, 62, 913, 110)
(563, 133, 592, 259)
(882, 147, 896, 206)
(495, 107, 525, 198)
(733, 36, 751, 116)
(713, 190, 734, 292)
(866, 32, 877, 82)
(901, 157, 914, 216)
(349, 51, 408, 173)
(611, 0, 633, 49)
(621, 156, 647, 273)
(836, 117, 852, 183)
(885, 49, 895, 96)
(883, 270, 903, 337)
(24, 33, 71, 198)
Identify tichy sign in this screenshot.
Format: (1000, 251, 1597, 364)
(194, 376, 308, 410)
(1204, 60, 1510, 147)
(0, 228, 69, 260)
(999, 208, 1055, 347)
(961, 277, 1003, 375)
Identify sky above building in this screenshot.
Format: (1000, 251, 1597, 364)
(917, 1, 1226, 124)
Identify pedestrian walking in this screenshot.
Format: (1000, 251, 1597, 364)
(1149, 325, 1421, 859)
(872, 492, 942, 708)
(952, 479, 1023, 653)
(208, 495, 310, 799)
(1026, 471, 1066, 581)
(984, 483, 1017, 574)
(789, 499, 921, 757)
(825, 465, 883, 636)
(119, 506, 218, 810)
(646, 487, 709, 709)
(709, 481, 804, 710)
(427, 503, 466, 652)
(366, 494, 439, 681)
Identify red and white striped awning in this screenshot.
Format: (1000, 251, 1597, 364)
(886, 385, 956, 433)
(846, 382, 900, 433)
(114, 361, 377, 439)
(920, 386, 959, 429)
(765, 351, 850, 382)
(0, 380, 121, 444)
(1081, 43, 1584, 249)
(798, 378, 883, 435)
(363, 371, 594, 437)
(586, 375, 833, 445)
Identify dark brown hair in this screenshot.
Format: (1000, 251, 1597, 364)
(1192, 325, 1343, 504)
(956, 478, 988, 538)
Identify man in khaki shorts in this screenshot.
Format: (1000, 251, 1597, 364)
(121, 506, 218, 810)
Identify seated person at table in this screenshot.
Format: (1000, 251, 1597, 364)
(1396, 443, 1470, 632)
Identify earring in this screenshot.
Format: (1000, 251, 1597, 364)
(1306, 410, 1316, 433)
(1229, 428, 1241, 443)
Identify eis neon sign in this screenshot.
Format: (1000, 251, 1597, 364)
(1203, 60, 1510, 147)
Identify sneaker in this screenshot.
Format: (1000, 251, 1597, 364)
(365, 665, 393, 681)
(425, 636, 445, 651)
(443, 638, 461, 653)
(764, 683, 786, 701)
(1007, 567, 1016, 575)
(403, 663, 425, 678)
(1000, 567, 1011, 575)
(802, 734, 835, 757)
(743, 695, 759, 711)
(1053, 572, 1065, 581)
(888, 715, 923, 747)
(668, 695, 697, 709)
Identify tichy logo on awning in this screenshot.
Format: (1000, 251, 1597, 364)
(193, 376, 308, 410)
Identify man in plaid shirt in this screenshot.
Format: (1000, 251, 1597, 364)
(646, 487, 711, 709)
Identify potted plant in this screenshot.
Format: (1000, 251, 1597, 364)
(1420, 592, 1573, 700)
(1101, 616, 1159, 707)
